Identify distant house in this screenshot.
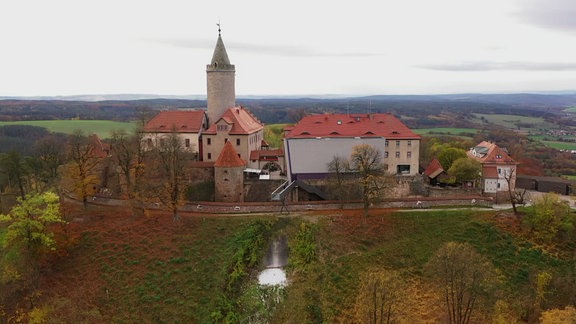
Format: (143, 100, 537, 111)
(141, 110, 207, 159)
(283, 113, 421, 181)
(467, 141, 517, 194)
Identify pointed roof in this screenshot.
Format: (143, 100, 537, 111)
(215, 141, 246, 167)
(423, 158, 445, 179)
(204, 106, 264, 135)
(142, 110, 206, 133)
(207, 35, 235, 72)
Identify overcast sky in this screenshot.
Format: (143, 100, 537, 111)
(2, 0, 576, 97)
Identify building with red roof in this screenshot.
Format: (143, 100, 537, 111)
(284, 113, 420, 181)
(467, 141, 518, 193)
(141, 110, 207, 159)
(202, 106, 264, 164)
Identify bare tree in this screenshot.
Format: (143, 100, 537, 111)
(145, 130, 190, 222)
(503, 166, 523, 215)
(425, 242, 498, 324)
(350, 144, 389, 216)
(326, 155, 354, 203)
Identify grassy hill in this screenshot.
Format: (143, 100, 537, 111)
(3, 203, 574, 322)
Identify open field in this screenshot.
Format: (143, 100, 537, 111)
(0, 120, 137, 139)
(471, 113, 557, 132)
(413, 127, 479, 138)
(4, 203, 573, 322)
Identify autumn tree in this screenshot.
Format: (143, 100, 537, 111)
(524, 193, 574, 243)
(350, 144, 390, 216)
(354, 269, 405, 324)
(540, 306, 576, 324)
(0, 191, 65, 295)
(61, 130, 101, 208)
(425, 242, 498, 324)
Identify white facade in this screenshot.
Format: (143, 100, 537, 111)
(284, 137, 387, 181)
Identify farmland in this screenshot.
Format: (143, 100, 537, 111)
(0, 120, 136, 139)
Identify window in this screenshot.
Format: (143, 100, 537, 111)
(496, 154, 502, 159)
(407, 151, 412, 158)
(225, 138, 228, 143)
(147, 138, 153, 148)
(185, 139, 190, 148)
(236, 138, 240, 146)
(497, 182, 501, 189)
(207, 153, 212, 160)
(408, 140, 412, 146)
(385, 140, 389, 147)
(217, 124, 228, 131)
(384, 151, 389, 158)
(395, 140, 400, 148)
(207, 138, 211, 145)
(395, 151, 400, 158)
(498, 168, 502, 174)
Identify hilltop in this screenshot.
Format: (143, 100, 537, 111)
(2, 200, 575, 322)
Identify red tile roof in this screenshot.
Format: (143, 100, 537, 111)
(143, 110, 206, 133)
(468, 141, 516, 164)
(215, 141, 246, 167)
(423, 158, 445, 178)
(88, 134, 110, 158)
(249, 149, 284, 161)
(204, 106, 264, 135)
(284, 113, 420, 139)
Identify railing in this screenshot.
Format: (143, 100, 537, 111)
(271, 180, 296, 201)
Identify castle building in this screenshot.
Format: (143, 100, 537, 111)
(141, 110, 207, 159)
(283, 113, 420, 181)
(214, 140, 246, 202)
(201, 29, 265, 168)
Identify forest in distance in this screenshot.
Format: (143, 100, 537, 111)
(0, 92, 576, 178)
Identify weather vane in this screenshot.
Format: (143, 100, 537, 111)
(217, 18, 221, 36)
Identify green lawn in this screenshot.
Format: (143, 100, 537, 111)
(0, 120, 137, 139)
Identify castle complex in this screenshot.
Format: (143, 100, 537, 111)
(142, 29, 423, 203)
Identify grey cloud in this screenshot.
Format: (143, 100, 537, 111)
(418, 61, 576, 72)
(515, 0, 576, 32)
